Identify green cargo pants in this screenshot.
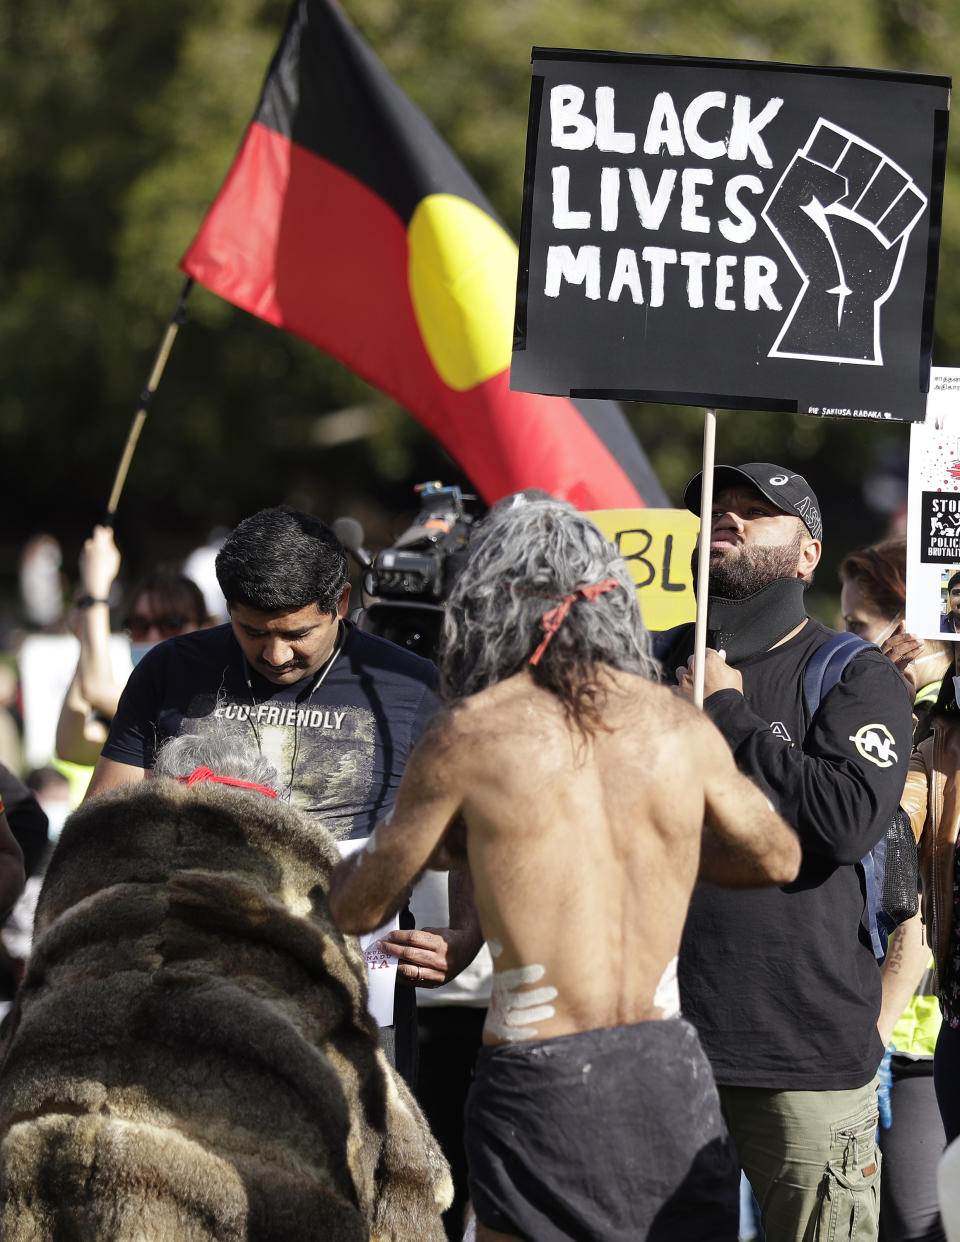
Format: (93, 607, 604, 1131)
(719, 1079, 881, 1242)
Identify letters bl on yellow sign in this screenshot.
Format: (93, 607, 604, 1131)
(585, 509, 698, 632)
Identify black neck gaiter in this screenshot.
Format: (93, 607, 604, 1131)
(705, 577, 808, 663)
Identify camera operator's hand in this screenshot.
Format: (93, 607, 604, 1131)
(378, 925, 482, 988)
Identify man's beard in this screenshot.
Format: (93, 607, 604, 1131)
(708, 531, 805, 600)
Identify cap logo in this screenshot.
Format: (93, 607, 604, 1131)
(793, 495, 821, 538)
(769, 474, 789, 485)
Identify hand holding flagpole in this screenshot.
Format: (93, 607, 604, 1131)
(104, 276, 194, 521)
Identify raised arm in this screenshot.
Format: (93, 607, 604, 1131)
(328, 712, 466, 934)
(74, 526, 125, 717)
(56, 526, 126, 766)
(697, 716, 801, 887)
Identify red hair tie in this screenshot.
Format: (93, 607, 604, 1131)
(177, 767, 278, 799)
(528, 577, 621, 666)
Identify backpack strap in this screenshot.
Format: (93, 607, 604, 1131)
(802, 631, 888, 959)
(802, 631, 875, 718)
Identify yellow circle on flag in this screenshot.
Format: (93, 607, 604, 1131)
(407, 193, 518, 391)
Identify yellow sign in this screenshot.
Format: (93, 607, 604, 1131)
(585, 508, 699, 632)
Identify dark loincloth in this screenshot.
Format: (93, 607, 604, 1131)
(465, 1017, 738, 1242)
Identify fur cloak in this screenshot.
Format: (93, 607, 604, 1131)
(0, 780, 452, 1241)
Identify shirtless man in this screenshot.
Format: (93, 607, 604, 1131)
(329, 497, 801, 1242)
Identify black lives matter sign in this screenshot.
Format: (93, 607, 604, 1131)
(511, 51, 949, 421)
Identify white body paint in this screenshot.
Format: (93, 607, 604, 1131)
(485, 961, 559, 1042)
(654, 955, 680, 1019)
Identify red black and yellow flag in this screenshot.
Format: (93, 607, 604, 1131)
(181, 0, 667, 509)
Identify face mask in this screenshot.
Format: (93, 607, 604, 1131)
(130, 641, 156, 667)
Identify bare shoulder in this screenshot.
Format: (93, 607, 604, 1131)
(607, 669, 714, 732)
(410, 687, 516, 772)
(603, 671, 732, 769)
(440, 677, 534, 739)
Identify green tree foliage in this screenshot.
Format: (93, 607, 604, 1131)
(3, 0, 960, 607)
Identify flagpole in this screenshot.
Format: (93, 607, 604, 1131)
(692, 407, 717, 709)
(104, 276, 194, 521)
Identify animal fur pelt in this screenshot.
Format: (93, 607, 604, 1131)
(0, 780, 452, 1241)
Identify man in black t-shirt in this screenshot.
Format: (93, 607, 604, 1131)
(659, 463, 913, 1242)
(87, 506, 482, 1079)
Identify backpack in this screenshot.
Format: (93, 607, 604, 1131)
(802, 631, 918, 961)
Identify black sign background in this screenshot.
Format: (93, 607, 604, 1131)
(511, 51, 949, 421)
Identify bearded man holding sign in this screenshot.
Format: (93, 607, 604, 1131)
(659, 462, 914, 1242)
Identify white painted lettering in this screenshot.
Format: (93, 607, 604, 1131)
(683, 91, 727, 160)
(719, 174, 763, 244)
(595, 86, 635, 153)
(550, 85, 595, 150)
(627, 168, 677, 230)
(728, 95, 783, 167)
(333, 711, 346, 729)
(265, 706, 280, 725)
(743, 255, 781, 310)
(680, 168, 712, 233)
(642, 246, 677, 307)
(551, 165, 591, 229)
(715, 255, 737, 309)
(607, 248, 644, 304)
(600, 166, 620, 231)
(310, 710, 324, 726)
(545, 245, 601, 299)
(680, 250, 711, 308)
(643, 92, 685, 157)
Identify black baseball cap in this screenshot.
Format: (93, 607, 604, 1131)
(683, 462, 823, 542)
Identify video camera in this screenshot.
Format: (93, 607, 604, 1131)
(334, 482, 477, 659)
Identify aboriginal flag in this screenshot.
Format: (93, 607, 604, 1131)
(181, 0, 667, 508)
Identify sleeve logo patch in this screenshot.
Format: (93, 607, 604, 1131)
(848, 723, 898, 768)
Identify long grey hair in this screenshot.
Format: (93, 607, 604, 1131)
(439, 498, 657, 730)
(154, 730, 281, 791)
